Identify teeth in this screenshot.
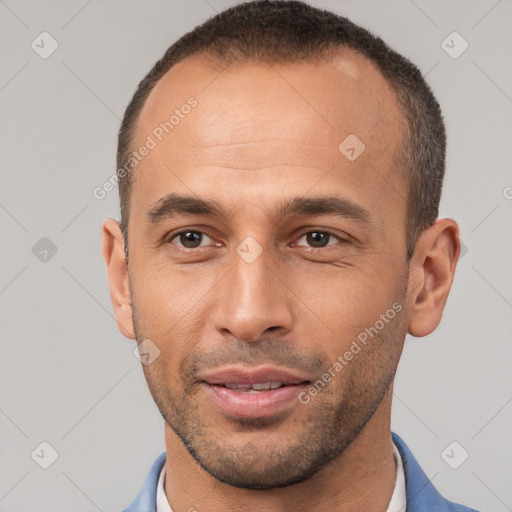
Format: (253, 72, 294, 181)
(251, 382, 271, 390)
(222, 381, 285, 391)
(224, 383, 251, 390)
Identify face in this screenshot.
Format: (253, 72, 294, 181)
(124, 52, 411, 489)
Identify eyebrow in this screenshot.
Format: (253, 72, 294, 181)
(148, 194, 224, 222)
(147, 193, 372, 225)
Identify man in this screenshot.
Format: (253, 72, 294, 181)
(102, 1, 481, 511)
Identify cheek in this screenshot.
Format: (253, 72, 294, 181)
(130, 264, 217, 371)
(293, 268, 406, 358)
(296, 265, 399, 320)
(131, 261, 215, 322)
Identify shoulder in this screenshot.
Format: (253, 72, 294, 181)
(392, 432, 482, 512)
(121, 450, 167, 512)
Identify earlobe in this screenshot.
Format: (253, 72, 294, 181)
(407, 218, 460, 338)
(102, 219, 135, 339)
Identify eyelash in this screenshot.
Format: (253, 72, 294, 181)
(166, 228, 349, 250)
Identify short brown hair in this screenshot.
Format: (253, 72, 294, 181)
(117, 0, 446, 260)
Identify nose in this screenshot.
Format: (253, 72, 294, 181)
(212, 246, 294, 343)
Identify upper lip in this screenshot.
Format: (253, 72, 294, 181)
(198, 366, 312, 386)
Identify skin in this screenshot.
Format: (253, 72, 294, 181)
(103, 50, 460, 512)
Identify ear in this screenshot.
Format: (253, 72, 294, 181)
(407, 218, 460, 337)
(102, 219, 135, 339)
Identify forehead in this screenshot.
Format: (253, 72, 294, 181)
(137, 49, 402, 143)
(130, 50, 407, 226)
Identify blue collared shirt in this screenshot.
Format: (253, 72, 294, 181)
(121, 432, 481, 512)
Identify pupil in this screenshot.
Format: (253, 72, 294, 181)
(181, 231, 201, 248)
(307, 232, 329, 248)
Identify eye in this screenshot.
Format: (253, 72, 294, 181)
(168, 230, 217, 249)
(295, 230, 346, 249)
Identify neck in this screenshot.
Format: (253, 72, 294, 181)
(164, 386, 396, 512)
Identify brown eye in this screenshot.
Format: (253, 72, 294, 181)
(170, 230, 214, 249)
(296, 231, 342, 248)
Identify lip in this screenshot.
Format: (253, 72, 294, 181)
(197, 365, 311, 386)
(201, 382, 309, 418)
(197, 365, 311, 418)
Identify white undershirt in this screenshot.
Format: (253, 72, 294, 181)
(156, 442, 407, 512)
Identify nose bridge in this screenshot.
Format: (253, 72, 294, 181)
(213, 241, 293, 342)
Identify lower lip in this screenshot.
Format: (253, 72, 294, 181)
(202, 382, 308, 418)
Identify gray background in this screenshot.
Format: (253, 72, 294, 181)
(1, 0, 511, 511)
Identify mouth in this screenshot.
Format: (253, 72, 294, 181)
(208, 381, 307, 392)
(198, 366, 311, 418)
